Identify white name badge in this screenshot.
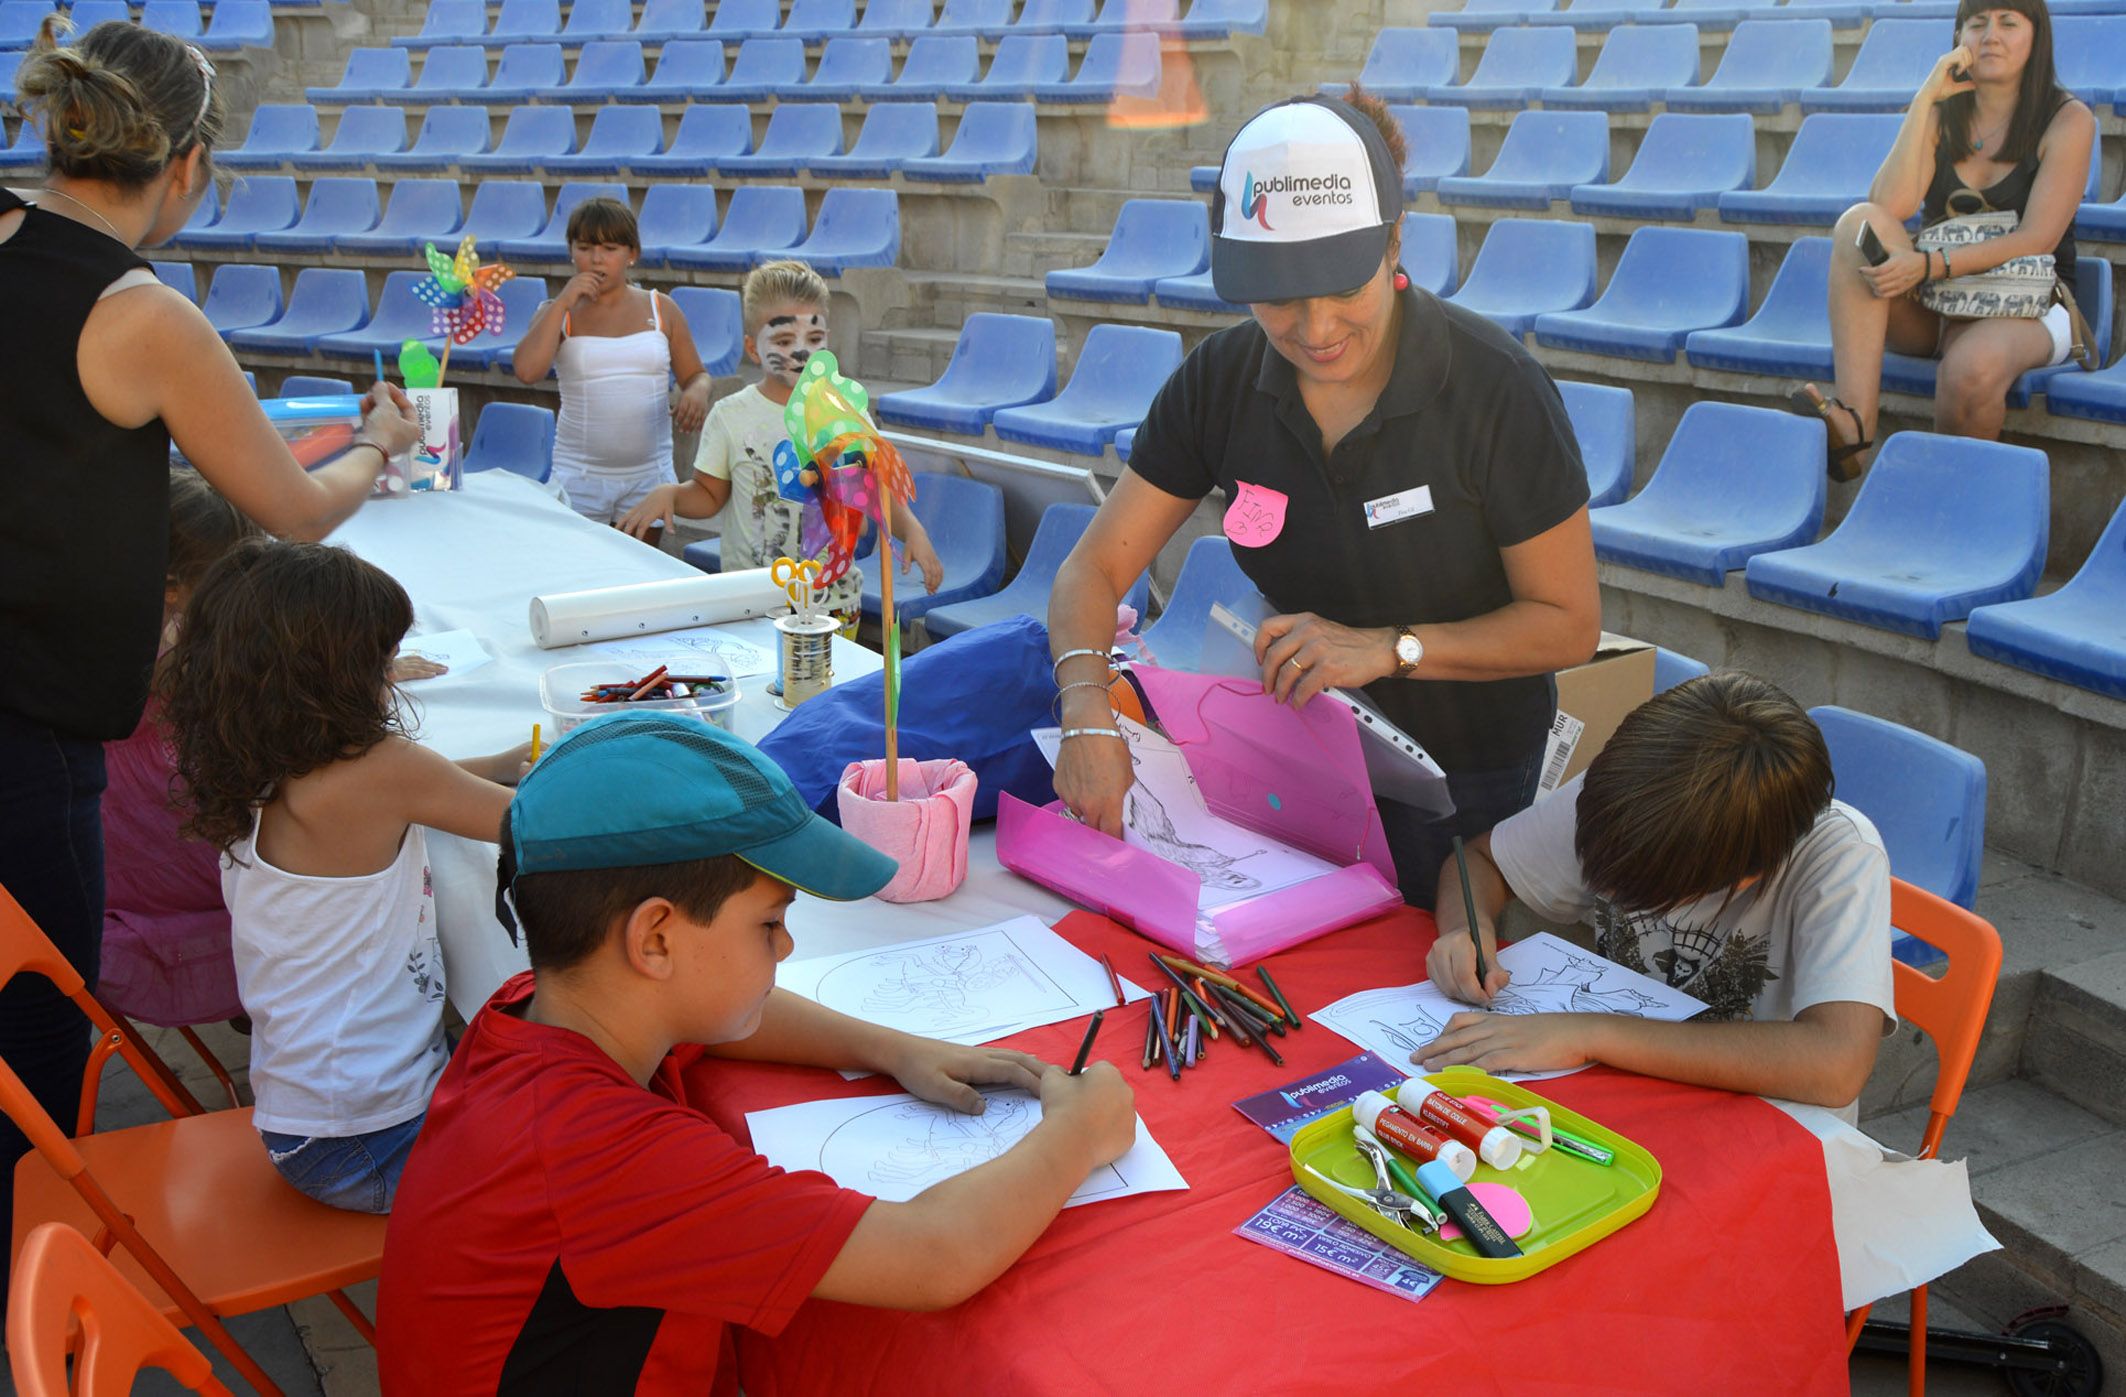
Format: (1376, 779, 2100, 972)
(1362, 485, 1434, 529)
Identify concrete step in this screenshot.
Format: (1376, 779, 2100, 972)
(1004, 230, 1108, 280)
(2024, 952, 2126, 1130)
(858, 327, 963, 388)
(897, 271, 1049, 325)
(1048, 185, 1206, 237)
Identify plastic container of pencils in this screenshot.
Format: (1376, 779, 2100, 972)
(538, 662, 740, 736)
(1288, 1067, 1660, 1285)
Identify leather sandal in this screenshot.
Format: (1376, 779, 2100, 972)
(1789, 383, 1872, 482)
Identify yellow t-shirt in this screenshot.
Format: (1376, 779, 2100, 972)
(691, 384, 863, 614)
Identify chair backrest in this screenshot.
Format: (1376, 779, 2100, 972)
(568, 38, 646, 86)
(1465, 23, 1577, 85)
(670, 103, 755, 156)
(813, 34, 892, 82)
(1057, 323, 1182, 415)
(1584, 21, 1700, 87)
(218, 175, 300, 230)
(2052, 15, 2126, 97)
(411, 44, 489, 93)
(941, 310, 1056, 398)
(1068, 28, 1160, 87)
(1098, 198, 1209, 276)
(1595, 224, 1749, 317)
(668, 285, 744, 374)
(897, 32, 979, 83)
(1557, 379, 1634, 506)
(1837, 16, 1939, 88)
(464, 401, 557, 480)
(149, 260, 197, 302)
(545, 182, 629, 236)
(718, 185, 807, 241)
(280, 375, 355, 397)
(647, 36, 726, 83)
(711, 0, 782, 30)
(1809, 705, 1986, 909)
(727, 34, 806, 84)
(1639, 399, 1825, 527)
(846, 101, 938, 155)
(578, 105, 662, 154)
(1143, 534, 1261, 670)
(8, 1224, 234, 1397)
(489, 41, 566, 89)
(376, 177, 466, 233)
(785, 0, 857, 32)
(462, 180, 549, 240)
(140, 1, 203, 38)
(235, 103, 319, 154)
(412, 0, 485, 37)
(1487, 109, 1609, 182)
(756, 102, 842, 155)
(337, 46, 411, 91)
(1773, 112, 1901, 190)
(1624, 111, 1755, 188)
(1652, 647, 1709, 692)
(638, 181, 719, 246)
(945, 100, 1036, 158)
(1832, 433, 2049, 583)
(861, 0, 934, 30)
(321, 106, 405, 156)
(494, 104, 576, 154)
(1456, 217, 1597, 300)
(984, 31, 1069, 82)
(1400, 210, 1460, 295)
(289, 177, 382, 231)
(560, 0, 632, 35)
(492, 0, 562, 39)
(637, 0, 707, 34)
(1707, 17, 1831, 86)
(199, 262, 282, 331)
(936, 0, 1008, 26)
(1883, 878, 2001, 1156)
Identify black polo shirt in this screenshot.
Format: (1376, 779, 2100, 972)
(1128, 286, 1590, 774)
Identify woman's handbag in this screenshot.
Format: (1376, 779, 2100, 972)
(1914, 202, 2058, 320)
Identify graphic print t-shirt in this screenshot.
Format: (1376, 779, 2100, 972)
(1488, 774, 1897, 1027)
(690, 383, 863, 615)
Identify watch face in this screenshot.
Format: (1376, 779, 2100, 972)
(1396, 633, 1422, 664)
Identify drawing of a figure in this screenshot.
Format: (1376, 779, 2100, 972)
(867, 1095, 1034, 1189)
(1120, 733, 1263, 894)
(1487, 950, 1667, 1018)
(857, 943, 1034, 1030)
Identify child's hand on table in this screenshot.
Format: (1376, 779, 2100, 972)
(390, 651, 449, 682)
(882, 1038, 1045, 1115)
(902, 535, 944, 594)
(1038, 1061, 1138, 1168)
(1425, 923, 1510, 1007)
(1413, 1010, 1596, 1076)
(618, 484, 677, 539)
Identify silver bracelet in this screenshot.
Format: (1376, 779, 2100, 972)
(1055, 680, 1112, 701)
(1051, 648, 1112, 679)
(1057, 727, 1126, 743)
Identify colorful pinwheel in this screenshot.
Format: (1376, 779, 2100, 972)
(411, 236, 515, 384)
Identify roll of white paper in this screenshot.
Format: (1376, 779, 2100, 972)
(529, 570, 787, 649)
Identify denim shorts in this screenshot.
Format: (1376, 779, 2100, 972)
(259, 1113, 427, 1215)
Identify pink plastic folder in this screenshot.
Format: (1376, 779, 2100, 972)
(997, 666, 1402, 966)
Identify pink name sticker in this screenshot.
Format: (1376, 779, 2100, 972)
(1223, 481, 1290, 549)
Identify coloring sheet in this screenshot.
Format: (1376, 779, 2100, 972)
(777, 916, 1152, 1047)
(1310, 932, 1709, 1082)
(396, 628, 492, 679)
(575, 625, 775, 679)
(747, 1086, 1186, 1207)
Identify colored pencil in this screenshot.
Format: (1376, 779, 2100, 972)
(1069, 1009, 1105, 1076)
(1453, 834, 1488, 988)
(1158, 954, 1289, 1021)
(1145, 954, 1221, 1033)
(1257, 965, 1300, 1029)
(1189, 977, 1231, 1031)
(1211, 985, 1284, 1065)
(1099, 952, 1127, 1008)
(1210, 987, 1256, 1047)
(1140, 1000, 1158, 1070)
(1151, 990, 1180, 1082)
(1183, 1016, 1200, 1068)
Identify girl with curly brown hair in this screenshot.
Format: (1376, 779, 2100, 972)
(159, 538, 528, 1212)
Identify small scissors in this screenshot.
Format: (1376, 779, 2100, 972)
(771, 556, 824, 623)
(1303, 1163, 1433, 1234)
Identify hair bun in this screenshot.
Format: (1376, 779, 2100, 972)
(16, 15, 190, 186)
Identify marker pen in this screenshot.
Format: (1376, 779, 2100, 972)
(1397, 1079, 1523, 1170)
(1351, 1091, 1478, 1182)
(1416, 1160, 1524, 1260)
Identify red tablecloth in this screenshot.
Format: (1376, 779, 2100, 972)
(693, 909, 1850, 1395)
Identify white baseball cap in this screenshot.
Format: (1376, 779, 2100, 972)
(1210, 95, 1403, 305)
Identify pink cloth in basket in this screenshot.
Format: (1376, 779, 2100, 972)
(836, 758, 977, 903)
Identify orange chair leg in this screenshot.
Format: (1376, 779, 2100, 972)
(1846, 1301, 1873, 1351)
(327, 1288, 377, 1345)
(176, 1025, 242, 1110)
(1909, 1284, 1928, 1397)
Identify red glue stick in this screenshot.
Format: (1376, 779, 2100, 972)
(1352, 1091, 1478, 1182)
(1398, 1079, 1523, 1170)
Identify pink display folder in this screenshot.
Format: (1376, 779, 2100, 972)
(996, 666, 1402, 966)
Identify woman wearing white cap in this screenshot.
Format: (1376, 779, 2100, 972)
(1048, 90, 1599, 910)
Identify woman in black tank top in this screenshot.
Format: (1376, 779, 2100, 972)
(1795, 0, 2094, 480)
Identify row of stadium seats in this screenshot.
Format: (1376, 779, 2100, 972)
(0, 0, 272, 49)
(1429, 0, 2126, 31)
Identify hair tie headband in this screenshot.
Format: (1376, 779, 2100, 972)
(184, 43, 214, 133)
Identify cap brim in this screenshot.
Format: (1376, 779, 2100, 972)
(1212, 222, 1392, 305)
(737, 810, 899, 902)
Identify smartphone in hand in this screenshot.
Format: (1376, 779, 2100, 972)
(1856, 222, 1891, 267)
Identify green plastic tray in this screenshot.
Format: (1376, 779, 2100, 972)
(1287, 1066, 1662, 1284)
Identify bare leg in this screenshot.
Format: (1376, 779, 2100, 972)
(1935, 318, 2056, 441)
(1824, 202, 1940, 468)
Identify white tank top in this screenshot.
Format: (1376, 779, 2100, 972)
(552, 289, 675, 479)
(221, 816, 448, 1138)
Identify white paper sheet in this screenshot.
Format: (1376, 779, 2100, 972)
(747, 1086, 1187, 1207)
(1310, 931, 1710, 1082)
(397, 628, 492, 679)
(777, 916, 1150, 1046)
(569, 625, 776, 679)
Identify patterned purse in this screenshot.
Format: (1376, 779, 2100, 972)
(1915, 193, 2059, 320)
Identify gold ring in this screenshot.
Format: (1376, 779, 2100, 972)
(1287, 658, 1308, 671)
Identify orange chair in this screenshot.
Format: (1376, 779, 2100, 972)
(1, 883, 386, 1397)
(1844, 877, 2003, 1397)
(9, 1222, 234, 1396)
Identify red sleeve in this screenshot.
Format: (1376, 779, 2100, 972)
(534, 1067, 873, 1335)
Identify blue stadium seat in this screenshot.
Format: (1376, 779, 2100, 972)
(1152, 269, 1244, 314)
(1880, 256, 2111, 407)
(900, 101, 1036, 180)
(1557, 379, 1634, 506)
(782, 0, 859, 40)
(1321, 28, 1457, 100)
(149, 261, 197, 303)
(393, 0, 486, 47)
(1435, 110, 1609, 209)
(1387, 105, 1470, 195)
(1432, 0, 1556, 33)
(876, 312, 1058, 434)
(296, 106, 406, 170)
(280, 375, 355, 397)
(140, 1, 202, 40)
(860, 472, 1008, 627)
(310, 270, 440, 361)
(859, 0, 937, 36)
(459, 180, 553, 256)
(991, 324, 1181, 454)
(1568, 111, 1753, 218)
(721, 103, 842, 175)
(804, 35, 893, 96)
(1, 2, 54, 51)
(635, 184, 719, 266)
(1663, 19, 1831, 111)
(1171, 0, 1267, 36)
(1716, 112, 1898, 223)
(170, 175, 299, 250)
(1115, 428, 1135, 461)
(628, 38, 726, 100)
(2047, 351, 2126, 423)
(1683, 236, 1834, 377)
(1745, 433, 2048, 639)
(463, 402, 557, 482)
(1033, 29, 1162, 103)
(925, 502, 1150, 640)
(857, 33, 977, 99)
(308, 48, 411, 103)
(1559, 0, 1668, 27)
(225, 267, 372, 354)
(542, 38, 645, 99)
(253, 176, 382, 253)
(1533, 226, 1749, 361)
(1540, 22, 1699, 111)
(1400, 210, 1461, 295)
(198, 0, 272, 51)
(242, 372, 260, 395)
(1047, 198, 1208, 303)
(2053, 15, 2126, 103)
(496, 182, 628, 262)
(1588, 401, 1825, 584)
(682, 538, 726, 574)
(1775, 0, 1869, 26)
(559, 0, 633, 43)
(406, 45, 492, 102)
(490, 0, 563, 44)
(1666, 0, 1775, 27)
(665, 186, 807, 270)
(1652, 647, 1709, 691)
(668, 286, 745, 375)
(810, 101, 938, 176)
(480, 43, 568, 101)
(779, 187, 899, 273)
(63, 2, 130, 37)
(1141, 536, 1261, 673)
(373, 106, 492, 171)
(1808, 705, 1986, 911)
(1965, 498, 2126, 700)
(719, 36, 808, 98)
(1061, 0, 1177, 38)
(942, 32, 1068, 98)
(930, 0, 1010, 33)
(630, 104, 753, 173)
(177, 183, 221, 238)
(1799, 18, 1937, 110)
(709, 0, 783, 38)
(219, 104, 321, 170)
(1442, 218, 1597, 338)
(460, 106, 576, 173)
(198, 263, 283, 336)
(452, 276, 550, 370)
(635, 0, 710, 41)
(1002, 0, 1094, 36)
(0, 112, 43, 170)
(1424, 25, 1578, 107)
(542, 106, 663, 173)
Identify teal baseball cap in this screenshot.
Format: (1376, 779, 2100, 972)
(504, 711, 897, 902)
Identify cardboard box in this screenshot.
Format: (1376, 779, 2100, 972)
(1539, 632, 1657, 795)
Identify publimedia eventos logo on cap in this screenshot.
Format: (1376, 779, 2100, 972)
(1241, 170, 1357, 229)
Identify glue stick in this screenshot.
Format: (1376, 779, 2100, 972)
(1397, 1080, 1523, 1170)
(1351, 1091, 1478, 1182)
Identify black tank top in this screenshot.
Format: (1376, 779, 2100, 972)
(0, 189, 174, 740)
(1922, 103, 2080, 300)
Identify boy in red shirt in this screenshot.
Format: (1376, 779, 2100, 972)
(377, 712, 1136, 1395)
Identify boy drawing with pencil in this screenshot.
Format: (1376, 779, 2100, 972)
(376, 712, 1135, 1394)
(1420, 671, 1895, 1112)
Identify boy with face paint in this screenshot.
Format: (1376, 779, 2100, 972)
(621, 261, 943, 624)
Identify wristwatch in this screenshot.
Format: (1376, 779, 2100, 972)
(1392, 626, 1424, 678)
